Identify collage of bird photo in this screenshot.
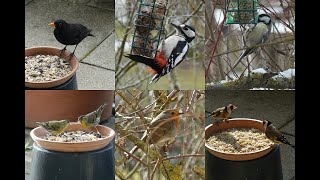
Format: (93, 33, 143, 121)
(25, 0, 295, 180)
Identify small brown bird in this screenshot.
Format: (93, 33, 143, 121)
(125, 109, 183, 159)
(206, 104, 237, 121)
(262, 120, 295, 148)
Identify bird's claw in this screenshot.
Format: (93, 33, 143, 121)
(58, 48, 67, 57)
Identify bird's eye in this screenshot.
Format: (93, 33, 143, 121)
(171, 112, 175, 115)
(183, 27, 188, 30)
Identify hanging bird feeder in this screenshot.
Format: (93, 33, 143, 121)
(131, 0, 168, 59)
(225, 0, 258, 24)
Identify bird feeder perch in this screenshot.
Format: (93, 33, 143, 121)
(131, 0, 168, 59)
(225, 0, 258, 24)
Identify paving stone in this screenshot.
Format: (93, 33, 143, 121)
(87, 0, 115, 12)
(77, 63, 115, 89)
(25, 0, 114, 60)
(82, 32, 115, 70)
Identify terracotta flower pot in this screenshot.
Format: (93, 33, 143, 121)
(25, 90, 114, 128)
(205, 118, 283, 180)
(25, 46, 79, 89)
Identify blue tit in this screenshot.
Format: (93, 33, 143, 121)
(262, 120, 295, 148)
(232, 13, 272, 70)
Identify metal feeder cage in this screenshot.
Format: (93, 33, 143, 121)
(130, 0, 168, 59)
(225, 0, 258, 24)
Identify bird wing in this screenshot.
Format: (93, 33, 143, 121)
(245, 23, 269, 47)
(69, 23, 92, 44)
(47, 120, 65, 131)
(266, 125, 283, 143)
(161, 41, 188, 76)
(210, 107, 224, 117)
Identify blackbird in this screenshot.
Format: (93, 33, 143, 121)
(49, 19, 94, 59)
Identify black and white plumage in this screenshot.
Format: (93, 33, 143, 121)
(125, 22, 195, 84)
(232, 13, 272, 70)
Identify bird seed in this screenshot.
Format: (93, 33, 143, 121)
(206, 128, 274, 153)
(44, 131, 104, 142)
(25, 55, 72, 82)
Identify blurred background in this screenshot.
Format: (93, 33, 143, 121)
(115, 0, 205, 90)
(205, 0, 295, 89)
(115, 90, 205, 179)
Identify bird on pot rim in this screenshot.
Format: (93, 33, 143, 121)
(48, 19, 94, 59)
(35, 120, 70, 135)
(206, 104, 237, 122)
(262, 120, 295, 148)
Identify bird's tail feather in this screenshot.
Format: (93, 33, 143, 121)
(280, 136, 295, 149)
(124, 54, 164, 74)
(149, 74, 161, 84)
(231, 48, 252, 70)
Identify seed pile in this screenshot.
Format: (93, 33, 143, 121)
(25, 55, 72, 82)
(206, 128, 274, 153)
(45, 131, 104, 142)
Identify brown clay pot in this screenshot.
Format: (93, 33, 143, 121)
(205, 118, 275, 161)
(25, 46, 79, 89)
(25, 90, 114, 128)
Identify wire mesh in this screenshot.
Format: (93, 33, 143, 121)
(225, 0, 258, 24)
(130, 0, 168, 59)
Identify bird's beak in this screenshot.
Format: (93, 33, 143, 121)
(48, 22, 55, 27)
(170, 22, 180, 30)
(178, 112, 184, 115)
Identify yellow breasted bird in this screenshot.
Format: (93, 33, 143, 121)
(35, 120, 70, 135)
(78, 103, 107, 130)
(125, 109, 183, 159)
(262, 120, 295, 148)
(206, 104, 237, 120)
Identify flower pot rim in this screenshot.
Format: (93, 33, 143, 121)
(30, 122, 115, 152)
(205, 118, 276, 161)
(25, 46, 79, 89)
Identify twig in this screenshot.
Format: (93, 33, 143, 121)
(208, 35, 295, 59)
(163, 154, 204, 161)
(115, 143, 148, 166)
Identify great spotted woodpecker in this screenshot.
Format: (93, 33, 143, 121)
(125, 22, 196, 84)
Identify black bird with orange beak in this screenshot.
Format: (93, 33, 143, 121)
(49, 19, 94, 59)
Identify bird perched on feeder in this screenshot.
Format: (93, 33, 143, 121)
(231, 13, 272, 70)
(206, 104, 237, 121)
(78, 103, 107, 132)
(48, 19, 94, 59)
(125, 109, 183, 159)
(262, 120, 295, 148)
(125, 22, 196, 84)
(35, 120, 70, 136)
